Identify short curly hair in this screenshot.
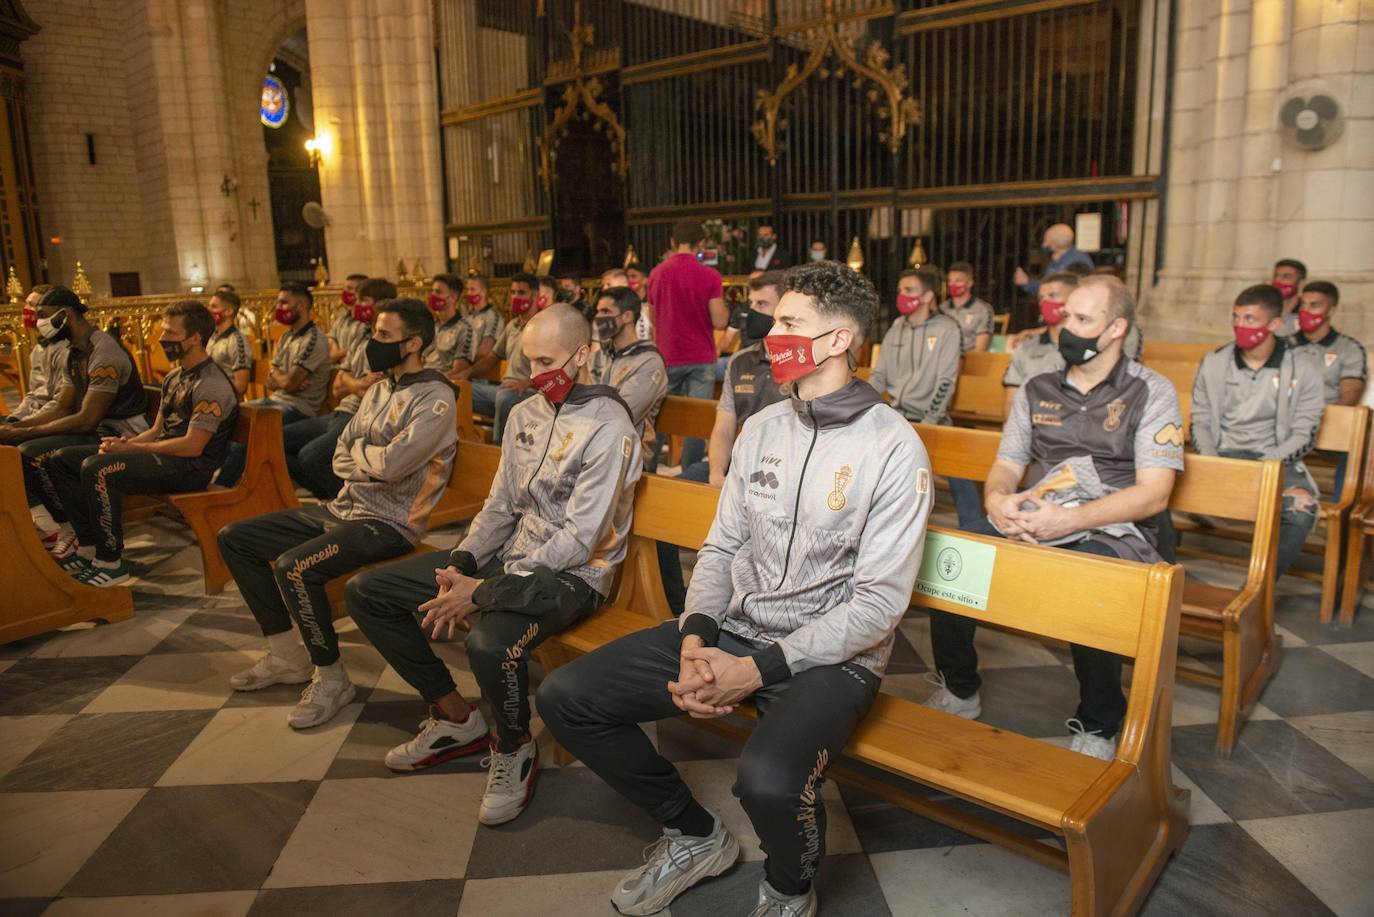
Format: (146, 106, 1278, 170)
(782, 261, 876, 344)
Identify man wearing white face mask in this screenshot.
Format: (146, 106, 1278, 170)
(5, 284, 63, 422)
(345, 304, 641, 828)
(0, 286, 149, 556)
(807, 240, 827, 262)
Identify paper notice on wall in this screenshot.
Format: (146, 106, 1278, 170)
(1075, 212, 1102, 253)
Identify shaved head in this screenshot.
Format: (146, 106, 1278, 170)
(522, 303, 591, 377)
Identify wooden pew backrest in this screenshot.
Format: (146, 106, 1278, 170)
(656, 395, 717, 440)
(1315, 404, 1369, 509)
(1142, 341, 1220, 363)
(962, 351, 1010, 378)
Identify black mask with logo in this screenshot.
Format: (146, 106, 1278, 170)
(743, 308, 775, 341)
(1057, 326, 1105, 367)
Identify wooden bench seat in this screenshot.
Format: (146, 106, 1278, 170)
(0, 446, 134, 643)
(541, 474, 1189, 916)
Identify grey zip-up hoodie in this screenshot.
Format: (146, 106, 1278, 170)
(1191, 340, 1325, 464)
(449, 385, 641, 598)
(329, 369, 458, 544)
(592, 340, 668, 431)
(681, 380, 931, 682)
(867, 312, 962, 422)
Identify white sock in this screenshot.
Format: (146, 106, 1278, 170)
(267, 630, 307, 662)
(317, 660, 349, 685)
(31, 506, 58, 536)
(77, 545, 96, 559)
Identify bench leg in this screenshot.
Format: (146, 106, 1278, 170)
(1339, 521, 1368, 626)
(1319, 512, 1343, 624)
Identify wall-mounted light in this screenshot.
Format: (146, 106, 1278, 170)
(304, 134, 331, 167)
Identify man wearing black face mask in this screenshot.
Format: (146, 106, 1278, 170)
(753, 221, 787, 271)
(591, 285, 668, 466)
(218, 299, 457, 731)
(657, 272, 787, 616)
(0, 286, 149, 557)
(345, 304, 640, 828)
(925, 276, 1184, 762)
(42, 301, 238, 585)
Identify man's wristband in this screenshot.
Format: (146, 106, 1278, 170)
(448, 550, 479, 577)
(752, 643, 791, 687)
(679, 613, 719, 646)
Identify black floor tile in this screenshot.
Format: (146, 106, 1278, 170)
(0, 656, 142, 715)
(670, 854, 891, 917)
(1139, 823, 1335, 916)
(325, 701, 486, 780)
(151, 607, 270, 655)
(975, 664, 1083, 739)
(63, 782, 319, 895)
(462, 767, 662, 878)
(1172, 720, 1374, 820)
(838, 781, 1055, 854)
(0, 710, 214, 791)
(248, 880, 464, 917)
(1254, 646, 1374, 717)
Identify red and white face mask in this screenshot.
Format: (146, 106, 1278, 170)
(1234, 323, 1272, 351)
(947, 282, 969, 298)
(1272, 280, 1299, 299)
(509, 295, 532, 316)
(1297, 309, 1325, 334)
(274, 306, 298, 325)
(532, 352, 579, 404)
(21, 306, 37, 329)
(427, 293, 449, 313)
(465, 292, 483, 307)
(352, 303, 375, 324)
(895, 293, 923, 316)
(764, 329, 840, 385)
(1038, 300, 1067, 326)
(341, 289, 358, 307)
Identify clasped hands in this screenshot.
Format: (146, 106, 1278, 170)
(418, 565, 481, 639)
(667, 635, 763, 719)
(986, 491, 1079, 544)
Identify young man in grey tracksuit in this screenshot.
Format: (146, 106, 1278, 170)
(1191, 283, 1326, 577)
(219, 298, 458, 730)
(540, 262, 931, 917)
(345, 304, 642, 828)
(591, 284, 668, 463)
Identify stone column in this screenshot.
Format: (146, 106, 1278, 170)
(1147, 0, 1374, 341)
(305, 0, 446, 280)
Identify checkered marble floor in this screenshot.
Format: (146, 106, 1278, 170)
(1, 513, 1372, 917)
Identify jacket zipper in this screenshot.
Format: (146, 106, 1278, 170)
(525, 402, 561, 511)
(775, 401, 820, 590)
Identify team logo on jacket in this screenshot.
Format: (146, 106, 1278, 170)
(1326, 352, 1338, 367)
(192, 399, 222, 418)
(1103, 398, 1126, 433)
(916, 468, 930, 494)
(1153, 423, 1185, 448)
(749, 469, 779, 489)
(926, 336, 937, 351)
(550, 432, 575, 461)
(89, 365, 119, 383)
(827, 464, 853, 511)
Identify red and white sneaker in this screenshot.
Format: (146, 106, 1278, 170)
(478, 738, 538, 826)
(384, 706, 490, 772)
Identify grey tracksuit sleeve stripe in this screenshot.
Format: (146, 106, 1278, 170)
(774, 438, 929, 676)
(457, 436, 520, 568)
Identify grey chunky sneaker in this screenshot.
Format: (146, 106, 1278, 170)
(611, 814, 739, 915)
(749, 880, 818, 917)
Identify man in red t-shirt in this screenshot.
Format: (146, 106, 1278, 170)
(646, 218, 729, 469)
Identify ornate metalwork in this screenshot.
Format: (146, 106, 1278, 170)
(71, 261, 92, 303)
(751, 0, 920, 166)
(845, 236, 864, 272)
(537, 1, 628, 189)
(6, 265, 21, 303)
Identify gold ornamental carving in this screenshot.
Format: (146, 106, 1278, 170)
(71, 261, 92, 303)
(537, 1, 628, 190)
(751, 0, 920, 166)
(6, 265, 22, 303)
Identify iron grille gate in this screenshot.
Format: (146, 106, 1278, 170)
(437, 0, 1157, 331)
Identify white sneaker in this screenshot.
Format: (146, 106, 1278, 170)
(229, 652, 314, 692)
(1066, 719, 1116, 761)
(611, 815, 740, 916)
(287, 671, 356, 729)
(479, 739, 539, 826)
(750, 880, 818, 917)
(385, 706, 490, 772)
(921, 673, 982, 719)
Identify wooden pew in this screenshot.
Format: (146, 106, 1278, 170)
(1338, 419, 1374, 625)
(961, 351, 1010, 378)
(1141, 359, 1198, 398)
(658, 395, 718, 468)
(1174, 405, 1368, 623)
(0, 446, 135, 643)
(949, 374, 1005, 427)
(1141, 341, 1219, 364)
(914, 423, 1282, 754)
(544, 475, 1189, 917)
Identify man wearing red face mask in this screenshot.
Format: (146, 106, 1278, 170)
(449, 275, 504, 380)
(328, 273, 370, 362)
(282, 278, 396, 500)
(346, 303, 640, 829)
(1191, 284, 1325, 577)
(470, 272, 537, 443)
(5, 284, 62, 422)
(205, 289, 252, 398)
(423, 272, 471, 374)
(938, 261, 995, 353)
(539, 261, 929, 917)
(1271, 258, 1307, 337)
(1001, 273, 1079, 419)
(217, 282, 332, 487)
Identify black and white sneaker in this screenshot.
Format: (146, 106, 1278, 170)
(385, 706, 490, 772)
